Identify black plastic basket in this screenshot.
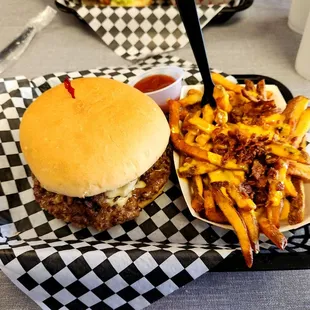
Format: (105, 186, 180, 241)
(211, 0, 254, 24)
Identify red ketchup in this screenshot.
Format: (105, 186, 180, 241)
(134, 74, 176, 93)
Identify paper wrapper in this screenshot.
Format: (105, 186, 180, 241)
(0, 55, 309, 310)
(55, 0, 226, 60)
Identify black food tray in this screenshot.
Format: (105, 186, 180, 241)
(211, 74, 310, 272)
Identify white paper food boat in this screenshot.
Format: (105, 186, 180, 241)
(173, 84, 310, 232)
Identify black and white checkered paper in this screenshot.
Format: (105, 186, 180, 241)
(1, 55, 310, 310)
(55, 0, 226, 60)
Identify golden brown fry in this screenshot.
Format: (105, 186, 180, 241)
(284, 176, 298, 197)
(282, 95, 308, 130)
(168, 99, 181, 135)
(184, 131, 197, 145)
(209, 170, 245, 186)
(288, 177, 305, 225)
(213, 85, 232, 112)
(226, 184, 256, 211)
(191, 176, 204, 213)
(235, 123, 275, 140)
(202, 104, 214, 123)
(178, 159, 218, 178)
(182, 111, 201, 131)
(242, 88, 259, 103)
(245, 79, 256, 92)
(195, 134, 211, 147)
(189, 116, 215, 134)
(266, 160, 288, 228)
(180, 89, 203, 106)
(212, 187, 253, 268)
(214, 108, 228, 125)
(263, 113, 285, 125)
(240, 210, 260, 254)
(280, 198, 290, 221)
(267, 143, 310, 164)
(203, 189, 228, 223)
(256, 79, 266, 100)
(287, 161, 310, 182)
(211, 72, 243, 93)
(258, 217, 287, 250)
(301, 135, 307, 149)
(291, 107, 310, 147)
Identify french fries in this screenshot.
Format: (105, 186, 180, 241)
(169, 74, 310, 268)
(240, 210, 259, 254)
(178, 159, 218, 178)
(288, 177, 305, 225)
(203, 189, 228, 224)
(212, 187, 253, 268)
(258, 217, 287, 250)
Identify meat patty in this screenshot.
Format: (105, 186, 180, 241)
(33, 148, 171, 231)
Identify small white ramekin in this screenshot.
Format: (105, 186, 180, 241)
(128, 66, 184, 113)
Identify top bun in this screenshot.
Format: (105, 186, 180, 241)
(20, 77, 170, 197)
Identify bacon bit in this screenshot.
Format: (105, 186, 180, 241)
(64, 77, 75, 99)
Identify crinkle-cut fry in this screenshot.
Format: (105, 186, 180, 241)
(189, 116, 215, 134)
(256, 79, 267, 100)
(284, 175, 298, 197)
(202, 104, 214, 123)
(203, 189, 228, 223)
(287, 161, 310, 182)
(178, 159, 218, 177)
(280, 198, 290, 220)
(214, 108, 228, 125)
(258, 217, 287, 250)
(213, 85, 232, 112)
(180, 89, 203, 106)
(211, 72, 243, 93)
(240, 210, 260, 254)
(267, 142, 310, 164)
(226, 184, 256, 211)
(212, 187, 253, 268)
(288, 177, 305, 225)
(291, 107, 310, 147)
(282, 96, 308, 131)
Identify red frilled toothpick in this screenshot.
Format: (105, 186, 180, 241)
(64, 77, 75, 99)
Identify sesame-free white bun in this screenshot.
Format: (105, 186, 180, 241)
(20, 77, 170, 197)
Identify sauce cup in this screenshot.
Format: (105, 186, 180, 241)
(128, 66, 184, 113)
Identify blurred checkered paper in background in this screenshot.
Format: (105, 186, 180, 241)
(55, 0, 227, 60)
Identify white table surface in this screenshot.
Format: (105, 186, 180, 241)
(1, 0, 310, 309)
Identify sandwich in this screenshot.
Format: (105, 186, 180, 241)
(20, 77, 171, 231)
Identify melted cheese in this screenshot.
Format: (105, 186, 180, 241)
(105, 180, 146, 207)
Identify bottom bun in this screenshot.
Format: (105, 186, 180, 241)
(32, 148, 171, 231)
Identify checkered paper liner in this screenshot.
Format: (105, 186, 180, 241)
(1, 55, 310, 310)
(55, 0, 226, 61)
